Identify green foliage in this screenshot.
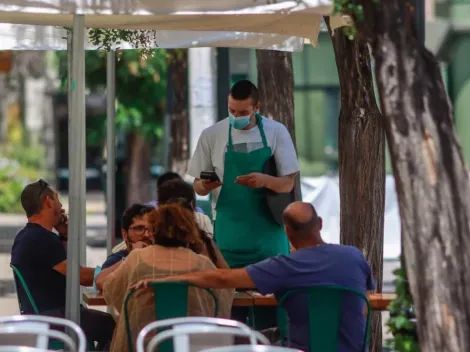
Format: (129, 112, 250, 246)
(88, 29, 158, 58)
(386, 261, 420, 352)
(332, 0, 379, 40)
(60, 27, 158, 58)
(0, 143, 48, 213)
(55, 48, 167, 146)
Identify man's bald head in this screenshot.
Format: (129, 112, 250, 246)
(283, 202, 322, 243)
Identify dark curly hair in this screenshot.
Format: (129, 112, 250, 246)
(121, 204, 154, 232)
(165, 197, 218, 265)
(149, 203, 202, 250)
(158, 179, 218, 264)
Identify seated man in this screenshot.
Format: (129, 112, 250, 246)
(10, 180, 115, 351)
(157, 178, 214, 237)
(134, 201, 375, 352)
(101, 204, 154, 270)
(146, 171, 204, 213)
(112, 172, 207, 253)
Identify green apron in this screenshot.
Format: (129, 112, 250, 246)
(215, 115, 289, 269)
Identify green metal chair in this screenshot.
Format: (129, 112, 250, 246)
(10, 264, 95, 351)
(10, 264, 40, 315)
(124, 281, 219, 352)
(276, 285, 371, 352)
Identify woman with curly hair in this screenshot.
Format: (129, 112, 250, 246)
(101, 203, 234, 352)
(158, 179, 229, 269)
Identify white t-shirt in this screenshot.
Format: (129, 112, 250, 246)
(187, 116, 300, 218)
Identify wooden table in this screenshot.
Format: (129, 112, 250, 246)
(83, 291, 396, 311)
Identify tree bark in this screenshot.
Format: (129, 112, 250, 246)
(256, 50, 296, 140)
(326, 19, 386, 352)
(125, 131, 152, 205)
(256, 49, 301, 202)
(167, 49, 189, 175)
(357, 1, 470, 350)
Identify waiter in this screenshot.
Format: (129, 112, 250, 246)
(187, 80, 300, 268)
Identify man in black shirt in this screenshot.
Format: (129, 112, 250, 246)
(10, 180, 115, 350)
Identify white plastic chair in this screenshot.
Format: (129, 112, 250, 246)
(0, 315, 86, 352)
(136, 317, 270, 352)
(0, 347, 54, 352)
(200, 345, 304, 352)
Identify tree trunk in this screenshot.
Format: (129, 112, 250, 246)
(326, 20, 386, 352)
(256, 50, 301, 202)
(256, 50, 296, 139)
(167, 49, 189, 175)
(358, 1, 470, 350)
(125, 131, 152, 205)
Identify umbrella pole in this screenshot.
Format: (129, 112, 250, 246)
(106, 50, 116, 257)
(188, 48, 218, 155)
(65, 14, 86, 325)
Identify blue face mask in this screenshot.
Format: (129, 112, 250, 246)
(228, 112, 252, 130)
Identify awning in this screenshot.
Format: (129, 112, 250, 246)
(0, 1, 348, 51)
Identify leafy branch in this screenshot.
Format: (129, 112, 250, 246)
(332, 0, 379, 40)
(61, 26, 158, 58)
(386, 260, 419, 351)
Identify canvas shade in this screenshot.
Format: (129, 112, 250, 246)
(0, 0, 348, 51)
(0, 24, 307, 51)
(0, 0, 333, 16)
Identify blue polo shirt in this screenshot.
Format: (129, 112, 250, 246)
(10, 223, 67, 314)
(246, 244, 375, 352)
(101, 250, 128, 270)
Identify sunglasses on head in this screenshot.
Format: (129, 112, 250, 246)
(37, 179, 50, 198)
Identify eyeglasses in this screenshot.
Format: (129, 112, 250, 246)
(37, 179, 50, 198)
(129, 225, 150, 236)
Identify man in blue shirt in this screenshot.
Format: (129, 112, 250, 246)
(10, 180, 115, 350)
(134, 201, 375, 351)
(101, 203, 154, 270)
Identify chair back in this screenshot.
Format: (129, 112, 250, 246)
(145, 325, 269, 352)
(9, 266, 95, 351)
(0, 315, 87, 352)
(124, 282, 219, 352)
(10, 264, 40, 314)
(0, 347, 55, 352)
(277, 285, 371, 352)
(200, 345, 303, 352)
(136, 317, 269, 352)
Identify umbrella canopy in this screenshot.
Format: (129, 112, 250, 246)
(0, 23, 307, 51)
(0, 1, 348, 51)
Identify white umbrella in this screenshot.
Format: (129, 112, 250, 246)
(0, 23, 307, 51)
(0, 0, 347, 324)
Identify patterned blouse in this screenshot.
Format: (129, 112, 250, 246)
(102, 245, 234, 352)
